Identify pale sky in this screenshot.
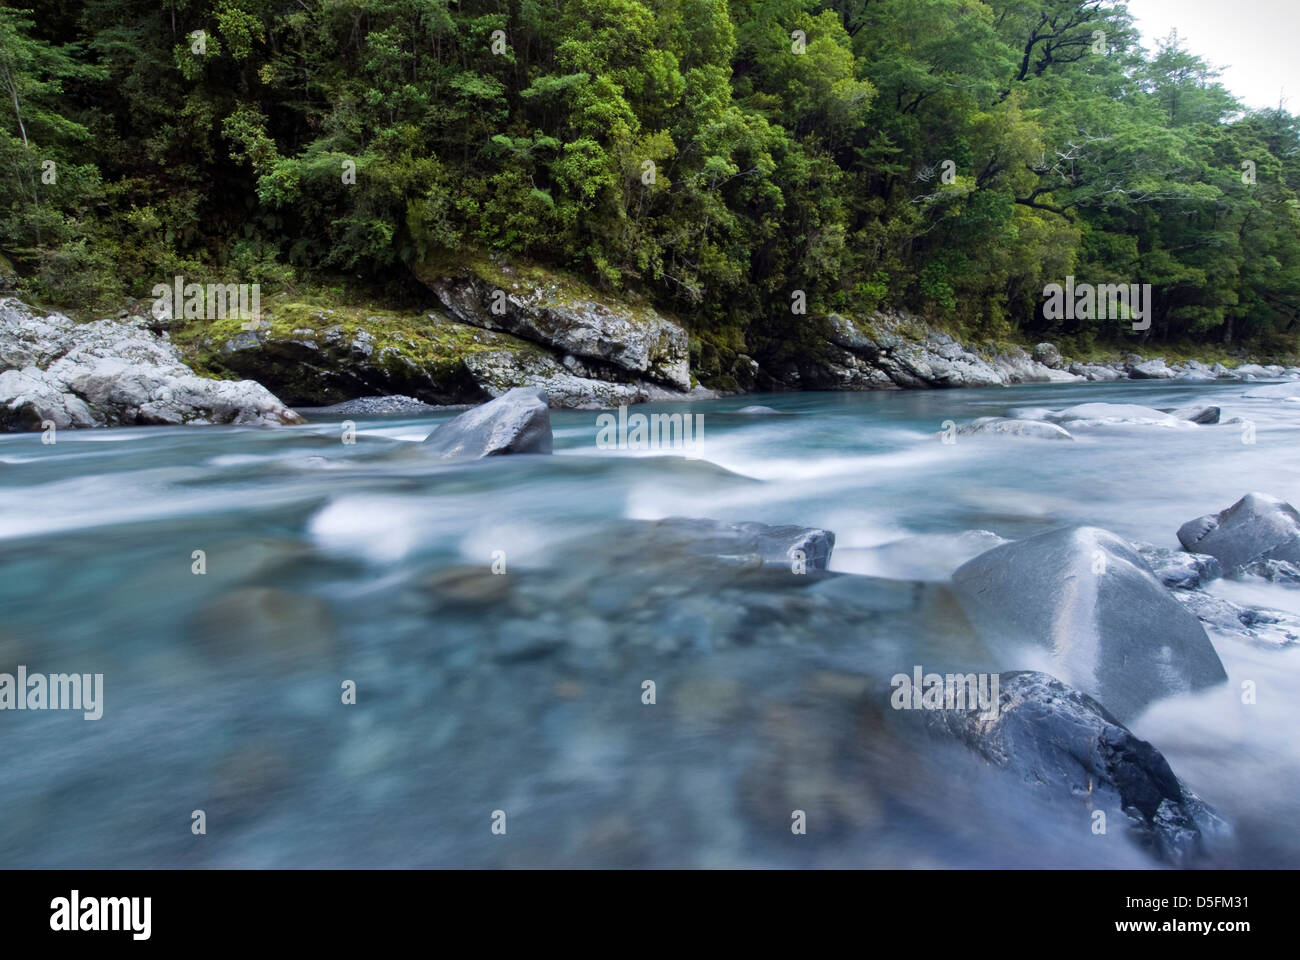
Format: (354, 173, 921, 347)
(1124, 0, 1297, 111)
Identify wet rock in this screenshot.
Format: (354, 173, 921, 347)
(1134, 542, 1222, 590)
(422, 387, 553, 458)
(1240, 558, 1300, 584)
(734, 405, 783, 415)
(1165, 404, 1221, 424)
(1177, 493, 1300, 573)
(923, 671, 1226, 866)
(951, 526, 1228, 721)
(1048, 402, 1191, 428)
(1173, 591, 1300, 647)
(956, 417, 1074, 440)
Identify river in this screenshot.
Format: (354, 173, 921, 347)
(1, 377, 1297, 867)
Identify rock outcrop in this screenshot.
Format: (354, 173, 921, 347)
(0, 298, 302, 430)
(416, 255, 691, 392)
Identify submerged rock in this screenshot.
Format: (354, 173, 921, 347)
(923, 671, 1226, 866)
(1177, 493, 1300, 573)
(956, 417, 1074, 440)
(951, 526, 1227, 721)
(1174, 591, 1300, 647)
(0, 298, 303, 430)
(647, 517, 836, 571)
(1166, 404, 1221, 424)
(1047, 402, 1190, 428)
(422, 386, 553, 458)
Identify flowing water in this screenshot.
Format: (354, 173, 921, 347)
(2, 378, 1297, 867)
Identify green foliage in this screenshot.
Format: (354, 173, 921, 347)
(0, 0, 1297, 358)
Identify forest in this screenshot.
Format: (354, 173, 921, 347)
(2, 0, 1298, 363)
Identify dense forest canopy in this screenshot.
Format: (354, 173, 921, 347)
(2, 0, 1298, 363)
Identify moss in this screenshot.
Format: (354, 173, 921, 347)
(414, 247, 679, 330)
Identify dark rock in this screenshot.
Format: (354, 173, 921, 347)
(924, 671, 1226, 866)
(951, 526, 1228, 721)
(422, 387, 553, 458)
(1032, 342, 1063, 368)
(1167, 404, 1221, 424)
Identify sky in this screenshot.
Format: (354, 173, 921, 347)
(1124, 0, 1297, 111)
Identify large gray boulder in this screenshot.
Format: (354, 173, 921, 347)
(422, 386, 553, 458)
(951, 526, 1227, 720)
(924, 671, 1225, 865)
(0, 298, 303, 430)
(1177, 493, 1300, 572)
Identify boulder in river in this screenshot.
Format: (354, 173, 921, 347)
(422, 386, 553, 458)
(923, 671, 1226, 865)
(1046, 402, 1191, 428)
(1177, 492, 1300, 572)
(1165, 404, 1221, 424)
(951, 526, 1228, 721)
(956, 417, 1074, 440)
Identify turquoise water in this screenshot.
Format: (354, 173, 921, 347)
(2, 379, 1298, 867)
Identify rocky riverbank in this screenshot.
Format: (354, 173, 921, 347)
(5, 251, 1299, 431)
